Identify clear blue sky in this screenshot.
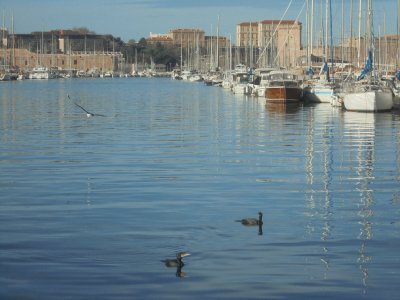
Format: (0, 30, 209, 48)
(1, 0, 398, 43)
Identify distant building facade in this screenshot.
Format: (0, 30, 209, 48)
(2, 30, 124, 72)
(146, 28, 231, 71)
(146, 33, 173, 46)
(169, 28, 206, 48)
(236, 20, 302, 68)
(0, 48, 119, 72)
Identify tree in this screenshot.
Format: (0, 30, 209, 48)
(143, 42, 179, 67)
(71, 27, 96, 35)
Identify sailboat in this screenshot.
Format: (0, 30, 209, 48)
(305, 0, 337, 104)
(343, 0, 393, 112)
(1, 12, 12, 81)
(29, 31, 55, 80)
(392, 0, 400, 110)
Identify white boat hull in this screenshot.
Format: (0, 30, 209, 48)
(311, 86, 335, 103)
(232, 84, 250, 95)
(253, 86, 266, 97)
(344, 90, 393, 112)
(29, 73, 50, 80)
(29, 67, 55, 80)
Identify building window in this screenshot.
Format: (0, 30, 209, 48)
(62, 60, 64, 65)
(74, 59, 77, 65)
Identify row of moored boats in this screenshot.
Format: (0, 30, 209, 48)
(171, 63, 400, 112)
(2, 62, 400, 112)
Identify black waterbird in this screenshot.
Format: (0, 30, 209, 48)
(161, 251, 190, 278)
(236, 212, 263, 226)
(161, 251, 190, 268)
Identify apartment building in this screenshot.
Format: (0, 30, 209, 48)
(169, 28, 206, 48)
(237, 20, 302, 67)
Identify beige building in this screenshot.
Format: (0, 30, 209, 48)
(236, 22, 259, 47)
(237, 20, 302, 68)
(146, 33, 174, 46)
(169, 28, 206, 48)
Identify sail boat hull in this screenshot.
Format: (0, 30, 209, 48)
(305, 84, 335, 103)
(343, 89, 393, 112)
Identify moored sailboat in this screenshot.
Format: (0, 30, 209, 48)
(342, 0, 393, 112)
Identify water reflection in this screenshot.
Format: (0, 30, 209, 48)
(265, 102, 300, 114)
(303, 107, 378, 289)
(304, 104, 334, 279)
(343, 111, 375, 292)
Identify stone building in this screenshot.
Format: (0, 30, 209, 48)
(2, 30, 124, 72)
(1, 48, 120, 73)
(146, 33, 174, 46)
(169, 28, 206, 48)
(236, 20, 302, 68)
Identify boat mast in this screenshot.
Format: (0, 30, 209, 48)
(350, 0, 353, 67)
(229, 34, 232, 72)
(397, 0, 399, 72)
(367, 0, 373, 75)
(306, 0, 309, 65)
(180, 31, 183, 72)
(249, 22, 252, 68)
(1, 10, 4, 68)
(216, 15, 220, 70)
(12, 12, 15, 67)
(210, 25, 213, 70)
(311, 0, 314, 63)
(358, 0, 362, 68)
(325, 0, 329, 61)
(329, 0, 334, 81)
(341, 0, 344, 68)
(320, 0, 324, 57)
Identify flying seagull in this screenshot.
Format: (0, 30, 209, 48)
(67, 94, 107, 117)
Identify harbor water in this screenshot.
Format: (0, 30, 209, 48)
(1, 78, 400, 299)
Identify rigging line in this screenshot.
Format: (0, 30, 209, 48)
(256, 0, 295, 65)
(272, 1, 306, 66)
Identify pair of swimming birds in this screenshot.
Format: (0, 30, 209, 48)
(162, 212, 263, 267)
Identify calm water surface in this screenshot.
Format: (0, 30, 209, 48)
(1, 78, 400, 299)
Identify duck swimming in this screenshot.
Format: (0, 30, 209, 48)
(161, 251, 190, 267)
(236, 212, 263, 226)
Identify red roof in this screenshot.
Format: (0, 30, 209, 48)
(238, 20, 300, 26)
(260, 20, 298, 25)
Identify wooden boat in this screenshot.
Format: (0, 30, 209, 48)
(264, 70, 302, 103)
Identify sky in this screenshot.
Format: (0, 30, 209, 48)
(1, 0, 399, 43)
